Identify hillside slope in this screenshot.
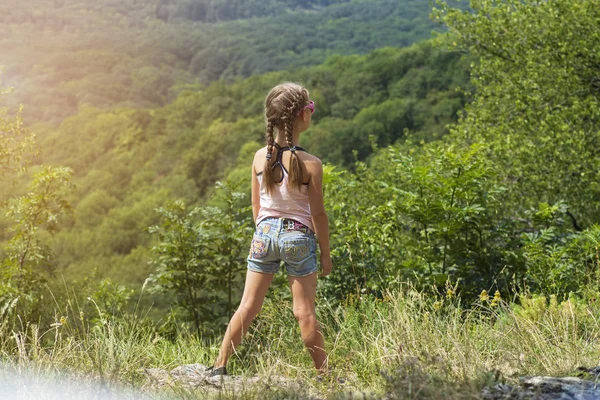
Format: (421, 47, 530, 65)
(21, 39, 470, 286)
(0, 0, 463, 124)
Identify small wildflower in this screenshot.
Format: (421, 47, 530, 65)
(480, 290, 489, 302)
(433, 301, 442, 310)
(490, 300, 498, 307)
(59, 316, 67, 326)
(79, 311, 85, 321)
(446, 289, 454, 299)
(494, 290, 501, 301)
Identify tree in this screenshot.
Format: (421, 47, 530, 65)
(203, 181, 253, 319)
(0, 81, 35, 177)
(0, 78, 73, 316)
(148, 181, 251, 335)
(434, 0, 600, 227)
(148, 200, 215, 334)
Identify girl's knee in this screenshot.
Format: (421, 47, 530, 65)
(238, 301, 262, 318)
(293, 307, 316, 323)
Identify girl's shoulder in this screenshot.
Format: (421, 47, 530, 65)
(298, 151, 322, 175)
(254, 146, 268, 157)
(253, 146, 270, 163)
(252, 147, 268, 172)
(299, 151, 321, 163)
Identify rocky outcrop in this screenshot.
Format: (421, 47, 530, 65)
(142, 363, 359, 398)
(144, 364, 600, 399)
(143, 364, 303, 395)
(483, 367, 600, 400)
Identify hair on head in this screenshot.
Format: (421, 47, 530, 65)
(262, 82, 310, 193)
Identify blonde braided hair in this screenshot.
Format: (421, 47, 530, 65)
(262, 83, 310, 193)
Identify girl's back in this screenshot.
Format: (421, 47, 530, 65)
(256, 144, 315, 232)
(253, 144, 322, 233)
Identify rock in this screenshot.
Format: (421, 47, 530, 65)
(143, 363, 302, 394)
(483, 370, 600, 400)
(577, 366, 600, 379)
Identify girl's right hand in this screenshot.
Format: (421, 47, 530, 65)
(319, 254, 332, 278)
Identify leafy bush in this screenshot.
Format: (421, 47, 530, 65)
(435, 0, 600, 227)
(523, 222, 600, 297)
(148, 181, 252, 335)
(323, 142, 525, 300)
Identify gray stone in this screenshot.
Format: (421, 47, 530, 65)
(482, 370, 600, 400)
(143, 363, 302, 394)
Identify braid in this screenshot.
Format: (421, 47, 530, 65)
(263, 119, 277, 194)
(281, 91, 304, 191)
(283, 90, 304, 122)
(265, 120, 275, 161)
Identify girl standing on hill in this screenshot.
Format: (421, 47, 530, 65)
(209, 82, 333, 377)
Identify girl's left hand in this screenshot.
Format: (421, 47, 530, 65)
(319, 254, 332, 278)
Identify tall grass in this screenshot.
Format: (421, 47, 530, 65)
(1, 286, 599, 399)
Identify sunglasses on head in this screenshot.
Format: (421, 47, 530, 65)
(298, 100, 315, 116)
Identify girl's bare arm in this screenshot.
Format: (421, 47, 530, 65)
(251, 152, 261, 224)
(307, 158, 332, 277)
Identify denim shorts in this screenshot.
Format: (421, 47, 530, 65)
(248, 217, 317, 277)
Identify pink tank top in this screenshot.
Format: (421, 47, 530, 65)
(256, 146, 314, 232)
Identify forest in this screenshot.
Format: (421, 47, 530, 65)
(0, 0, 461, 124)
(1, 0, 599, 398)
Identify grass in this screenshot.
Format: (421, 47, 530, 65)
(1, 286, 599, 399)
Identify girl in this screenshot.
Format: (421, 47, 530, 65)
(209, 82, 333, 377)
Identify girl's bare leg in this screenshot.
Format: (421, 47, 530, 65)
(288, 272, 327, 371)
(215, 270, 274, 368)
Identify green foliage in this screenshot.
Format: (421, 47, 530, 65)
(1, 166, 73, 315)
(377, 143, 520, 293)
(323, 142, 525, 300)
(0, 82, 75, 319)
(321, 162, 405, 299)
(148, 200, 219, 335)
(434, 0, 600, 227)
(89, 278, 135, 320)
(169, 0, 351, 22)
(74, 189, 119, 229)
(18, 39, 468, 291)
(302, 42, 472, 166)
(148, 181, 252, 335)
(6, 0, 600, 341)
(204, 181, 255, 318)
(0, 81, 35, 177)
(319, 133, 598, 302)
(0, 0, 463, 124)
(184, 118, 263, 193)
(523, 222, 600, 296)
(2, 284, 600, 398)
